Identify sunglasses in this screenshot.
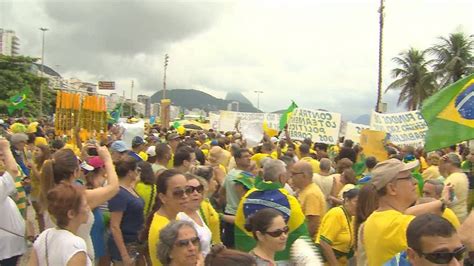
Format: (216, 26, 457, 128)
(175, 236, 200, 248)
(187, 185, 204, 194)
(265, 226, 289, 238)
(172, 187, 193, 198)
(418, 245, 465, 264)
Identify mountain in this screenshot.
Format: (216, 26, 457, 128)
(353, 114, 370, 125)
(150, 89, 261, 113)
(225, 92, 253, 106)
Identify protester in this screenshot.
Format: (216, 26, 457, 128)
(363, 158, 454, 265)
(108, 156, 145, 265)
(299, 143, 320, 174)
(0, 138, 27, 265)
(157, 220, 202, 266)
(135, 161, 158, 219)
(242, 208, 288, 265)
(173, 146, 197, 173)
(28, 143, 51, 232)
(406, 214, 465, 265)
(145, 169, 191, 266)
(422, 153, 442, 180)
(110, 140, 129, 161)
(439, 153, 469, 222)
(129, 136, 146, 161)
(220, 148, 252, 248)
(290, 161, 326, 239)
(204, 244, 257, 266)
(29, 183, 92, 265)
(234, 159, 308, 263)
(317, 188, 358, 265)
(177, 174, 213, 257)
(328, 168, 357, 206)
(354, 184, 379, 266)
(336, 139, 356, 163)
(40, 144, 119, 262)
(153, 143, 172, 176)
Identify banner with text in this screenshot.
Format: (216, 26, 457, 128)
(370, 110, 428, 146)
(218, 111, 281, 146)
(287, 108, 341, 144)
(209, 112, 220, 131)
(345, 122, 370, 144)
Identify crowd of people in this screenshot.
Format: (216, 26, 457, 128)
(0, 117, 473, 266)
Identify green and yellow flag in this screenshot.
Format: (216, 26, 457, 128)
(173, 121, 186, 135)
(421, 73, 474, 151)
(279, 100, 298, 130)
(7, 87, 29, 115)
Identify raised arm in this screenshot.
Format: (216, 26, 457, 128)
(84, 144, 119, 209)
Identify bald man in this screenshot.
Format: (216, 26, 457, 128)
(290, 161, 327, 239)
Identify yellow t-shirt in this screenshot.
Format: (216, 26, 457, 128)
(363, 210, 415, 266)
(300, 157, 321, 174)
(139, 151, 148, 161)
(444, 172, 469, 221)
(443, 208, 461, 229)
(135, 182, 157, 219)
(297, 183, 326, 217)
(167, 153, 174, 169)
(148, 213, 170, 266)
(419, 156, 429, 172)
(422, 165, 441, 180)
(316, 206, 354, 265)
(251, 153, 271, 168)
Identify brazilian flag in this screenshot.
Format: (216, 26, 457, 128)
(234, 181, 309, 261)
(108, 103, 122, 123)
(7, 88, 29, 115)
(279, 101, 298, 130)
(421, 73, 474, 151)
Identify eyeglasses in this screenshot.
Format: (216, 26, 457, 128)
(175, 236, 200, 248)
(172, 187, 194, 198)
(265, 226, 289, 237)
(187, 185, 204, 194)
(418, 245, 465, 264)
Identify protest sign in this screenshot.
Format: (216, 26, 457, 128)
(370, 110, 428, 146)
(218, 111, 280, 132)
(345, 122, 370, 144)
(360, 129, 388, 162)
(287, 108, 341, 144)
(209, 112, 220, 131)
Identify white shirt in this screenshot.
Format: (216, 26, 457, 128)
(177, 211, 212, 257)
(0, 171, 27, 260)
(33, 228, 92, 266)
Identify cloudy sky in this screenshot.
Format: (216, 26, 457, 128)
(1, 0, 472, 121)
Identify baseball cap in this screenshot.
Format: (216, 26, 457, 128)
(146, 146, 157, 157)
(167, 133, 180, 141)
(80, 161, 94, 171)
(87, 156, 105, 169)
(132, 136, 146, 147)
(371, 158, 419, 190)
(110, 141, 128, 152)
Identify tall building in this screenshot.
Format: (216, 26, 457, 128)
(0, 29, 20, 56)
(137, 95, 151, 117)
(151, 103, 160, 117)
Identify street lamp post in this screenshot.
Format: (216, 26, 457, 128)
(254, 90, 263, 110)
(161, 54, 171, 127)
(375, 0, 385, 113)
(39, 27, 48, 118)
(163, 54, 169, 99)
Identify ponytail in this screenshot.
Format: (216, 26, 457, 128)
(354, 184, 379, 249)
(39, 159, 55, 210)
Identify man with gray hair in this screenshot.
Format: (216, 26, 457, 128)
(234, 159, 308, 262)
(440, 153, 469, 221)
(10, 133, 30, 177)
(423, 179, 444, 199)
(312, 158, 334, 202)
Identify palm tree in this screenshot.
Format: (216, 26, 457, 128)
(429, 32, 474, 88)
(386, 48, 437, 110)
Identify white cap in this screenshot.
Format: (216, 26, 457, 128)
(146, 146, 157, 157)
(270, 137, 278, 143)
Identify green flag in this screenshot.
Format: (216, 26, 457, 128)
(421, 73, 474, 151)
(7, 87, 29, 115)
(279, 100, 298, 130)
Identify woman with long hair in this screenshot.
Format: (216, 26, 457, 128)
(29, 183, 92, 265)
(144, 169, 191, 266)
(108, 156, 145, 265)
(28, 144, 51, 232)
(245, 208, 289, 266)
(135, 161, 157, 219)
(40, 144, 119, 262)
(354, 185, 379, 266)
(317, 188, 359, 265)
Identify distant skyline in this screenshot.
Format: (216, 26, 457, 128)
(1, 0, 472, 121)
